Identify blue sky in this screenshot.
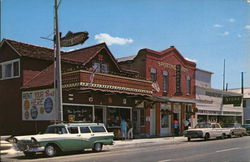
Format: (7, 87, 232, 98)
(2, 0, 250, 89)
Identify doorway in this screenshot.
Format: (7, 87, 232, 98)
(160, 103, 171, 136)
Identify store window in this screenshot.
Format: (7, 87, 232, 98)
(0, 59, 20, 80)
(185, 104, 192, 120)
(186, 76, 191, 95)
(163, 71, 168, 92)
(63, 106, 93, 122)
(150, 68, 157, 82)
(140, 109, 145, 126)
(106, 107, 131, 128)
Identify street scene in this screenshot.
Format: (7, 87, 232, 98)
(1, 0, 250, 161)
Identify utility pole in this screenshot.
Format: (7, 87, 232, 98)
(223, 59, 226, 91)
(241, 72, 244, 94)
(54, 0, 63, 122)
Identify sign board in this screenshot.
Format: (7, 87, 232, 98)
(60, 31, 89, 47)
(223, 96, 242, 106)
(22, 89, 58, 121)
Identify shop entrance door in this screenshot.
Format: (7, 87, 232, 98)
(160, 104, 171, 136)
(94, 106, 104, 123)
(150, 108, 156, 136)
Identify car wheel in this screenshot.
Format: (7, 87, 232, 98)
(221, 133, 225, 139)
(23, 151, 36, 158)
(45, 144, 57, 157)
(204, 133, 209, 141)
(93, 143, 103, 152)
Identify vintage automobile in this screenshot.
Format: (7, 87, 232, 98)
(242, 124, 250, 135)
(222, 123, 247, 137)
(12, 123, 114, 157)
(183, 122, 230, 141)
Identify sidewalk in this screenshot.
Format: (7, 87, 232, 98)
(105, 136, 186, 150)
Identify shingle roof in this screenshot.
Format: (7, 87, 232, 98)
(5, 39, 55, 61)
(117, 55, 136, 62)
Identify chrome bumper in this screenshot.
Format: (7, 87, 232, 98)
(14, 144, 45, 152)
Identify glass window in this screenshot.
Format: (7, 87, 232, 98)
(90, 126, 106, 133)
(45, 126, 67, 134)
(140, 109, 145, 126)
(93, 63, 101, 72)
(106, 107, 131, 128)
(150, 68, 157, 82)
(13, 61, 19, 77)
(68, 127, 79, 134)
(243, 99, 246, 108)
(4, 63, 12, 78)
(186, 76, 191, 95)
(63, 106, 93, 122)
(101, 64, 108, 73)
(0, 64, 2, 79)
(163, 71, 168, 92)
(80, 127, 91, 133)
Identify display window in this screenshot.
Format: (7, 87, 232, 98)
(63, 105, 93, 122)
(106, 107, 131, 128)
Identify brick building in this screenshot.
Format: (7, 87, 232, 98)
(118, 46, 197, 136)
(0, 39, 152, 136)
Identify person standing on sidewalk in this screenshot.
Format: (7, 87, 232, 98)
(127, 119, 133, 139)
(120, 118, 127, 140)
(173, 119, 179, 136)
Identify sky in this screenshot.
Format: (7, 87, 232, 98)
(2, 0, 250, 89)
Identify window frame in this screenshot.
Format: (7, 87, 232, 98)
(163, 71, 168, 92)
(0, 59, 20, 80)
(150, 68, 157, 82)
(186, 75, 191, 95)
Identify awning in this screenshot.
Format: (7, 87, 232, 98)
(146, 96, 197, 104)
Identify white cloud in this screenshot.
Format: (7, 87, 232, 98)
(245, 25, 250, 30)
(185, 57, 197, 63)
(228, 18, 235, 22)
(221, 31, 229, 36)
(213, 24, 223, 28)
(94, 33, 133, 46)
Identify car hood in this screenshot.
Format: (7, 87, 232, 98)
(186, 128, 208, 131)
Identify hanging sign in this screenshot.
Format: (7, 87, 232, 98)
(60, 31, 89, 47)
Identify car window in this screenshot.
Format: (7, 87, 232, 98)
(68, 127, 79, 134)
(45, 126, 68, 134)
(90, 126, 106, 133)
(80, 127, 91, 133)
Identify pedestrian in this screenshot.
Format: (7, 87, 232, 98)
(184, 119, 189, 130)
(127, 119, 133, 139)
(173, 119, 179, 136)
(120, 118, 127, 140)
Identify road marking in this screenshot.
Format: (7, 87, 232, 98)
(216, 147, 240, 153)
(158, 159, 173, 162)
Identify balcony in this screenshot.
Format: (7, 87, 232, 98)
(62, 70, 153, 96)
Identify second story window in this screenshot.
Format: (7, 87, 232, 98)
(0, 59, 20, 80)
(93, 62, 108, 74)
(186, 76, 191, 95)
(163, 71, 168, 92)
(150, 68, 157, 82)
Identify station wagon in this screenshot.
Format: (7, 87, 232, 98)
(12, 123, 114, 157)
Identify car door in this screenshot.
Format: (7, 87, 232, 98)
(62, 126, 83, 151)
(79, 126, 93, 148)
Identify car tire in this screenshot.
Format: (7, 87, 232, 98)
(93, 143, 103, 152)
(204, 133, 209, 141)
(221, 133, 226, 139)
(23, 151, 36, 158)
(187, 137, 191, 141)
(45, 144, 57, 157)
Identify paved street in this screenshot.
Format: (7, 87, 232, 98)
(1, 136, 250, 162)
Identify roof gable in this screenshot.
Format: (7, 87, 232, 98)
(62, 43, 121, 71)
(3, 39, 55, 61)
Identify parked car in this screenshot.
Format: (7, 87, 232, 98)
(183, 122, 230, 141)
(242, 124, 250, 135)
(12, 123, 114, 157)
(222, 123, 246, 137)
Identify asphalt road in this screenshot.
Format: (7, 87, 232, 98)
(1, 136, 250, 162)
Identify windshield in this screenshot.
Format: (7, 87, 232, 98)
(45, 126, 68, 134)
(195, 123, 211, 128)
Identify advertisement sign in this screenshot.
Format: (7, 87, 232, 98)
(22, 89, 58, 121)
(60, 31, 89, 47)
(223, 96, 242, 106)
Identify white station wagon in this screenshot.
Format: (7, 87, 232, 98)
(12, 123, 114, 157)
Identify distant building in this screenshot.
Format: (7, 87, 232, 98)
(195, 69, 243, 125)
(229, 88, 250, 124)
